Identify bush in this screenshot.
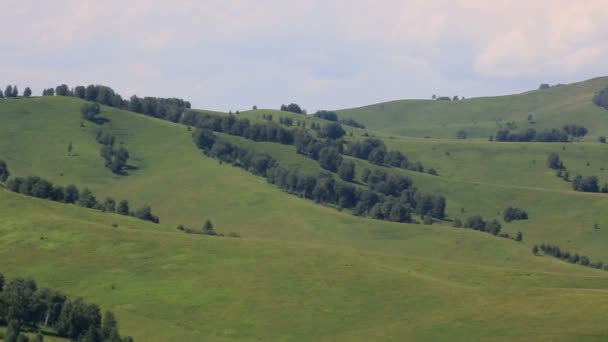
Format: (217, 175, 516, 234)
(80, 102, 100, 121)
(504, 207, 528, 222)
(599, 136, 606, 143)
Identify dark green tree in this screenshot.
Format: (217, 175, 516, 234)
(23, 87, 32, 98)
(337, 160, 355, 182)
(103, 197, 116, 212)
(77, 188, 97, 208)
(203, 219, 216, 235)
(516, 231, 523, 241)
(0, 159, 9, 182)
(5, 85, 13, 98)
(532, 245, 539, 255)
(116, 200, 130, 215)
(318, 147, 342, 172)
(64, 185, 80, 203)
(80, 102, 101, 121)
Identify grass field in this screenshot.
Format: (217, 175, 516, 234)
(337, 77, 608, 140)
(3, 189, 608, 341)
(2, 83, 608, 341)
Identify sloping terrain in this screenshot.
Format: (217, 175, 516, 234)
(2, 90, 608, 341)
(337, 77, 608, 139)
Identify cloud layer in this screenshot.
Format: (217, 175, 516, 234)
(1, 0, 607, 111)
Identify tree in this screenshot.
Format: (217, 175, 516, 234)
(74, 86, 86, 99)
(546, 153, 563, 169)
(64, 185, 79, 203)
(67, 142, 73, 156)
(532, 245, 539, 255)
(193, 128, 216, 151)
(599, 136, 606, 143)
(23, 87, 32, 98)
(103, 197, 116, 212)
(0, 159, 9, 182)
(5, 85, 13, 98)
(80, 102, 100, 121)
(77, 188, 97, 208)
(101, 310, 118, 339)
(134, 204, 159, 223)
(203, 219, 216, 235)
(0, 88, 4, 99)
(318, 147, 342, 172)
(5, 320, 21, 342)
(337, 160, 355, 182)
(116, 200, 130, 215)
(368, 147, 385, 165)
(318, 122, 346, 139)
(516, 231, 523, 242)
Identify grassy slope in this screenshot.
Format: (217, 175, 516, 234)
(337, 77, 608, 139)
(3, 96, 608, 340)
(3, 190, 608, 341)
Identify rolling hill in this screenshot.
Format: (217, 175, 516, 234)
(2, 78, 608, 341)
(337, 77, 608, 140)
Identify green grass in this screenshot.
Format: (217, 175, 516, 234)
(337, 77, 608, 139)
(3, 94, 608, 340)
(3, 189, 608, 341)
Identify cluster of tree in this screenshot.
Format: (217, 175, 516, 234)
(81, 102, 101, 122)
(503, 207, 529, 222)
(548, 153, 608, 193)
(96, 130, 130, 174)
(311, 110, 366, 129)
(44, 84, 191, 123)
(572, 175, 608, 193)
(278, 117, 293, 126)
(343, 138, 427, 173)
(1, 85, 31, 99)
(538, 83, 564, 90)
(176, 220, 240, 238)
(183, 110, 295, 145)
(280, 103, 305, 114)
(192, 128, 447, 223)
(6, 176, 158, 223)
(432, 95, 462, 101)
(496, 124, 589, 143)
(0, 273, 133, 342)
(533, 244, 607, 271)
(452, 215, 522, 241)
(593, 86, 608, 110)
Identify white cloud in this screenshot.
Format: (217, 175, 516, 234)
(0, 0, 607, 109)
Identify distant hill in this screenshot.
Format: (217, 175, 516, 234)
(337, 77, 608, 139)
(3, 83, 608, 340)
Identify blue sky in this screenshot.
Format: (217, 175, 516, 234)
(2, 0, 607, 111)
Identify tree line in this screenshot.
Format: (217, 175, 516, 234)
(96, 130, 131, 175)
(1, 85, 32, 99)
(43, 84, 191, 123)
(494, 125, 588, 142)
(177, 219, 240, 238)
(343, 138, 429, 173)
(312, 110, 366, 129)
(193, 128, 447, 223)
(0, 273, 133, 342)
(3, 168, 159, 224)
(452, 215, 523, 241)
(533, 244, 607, 271)
(547, 153, 608, 193)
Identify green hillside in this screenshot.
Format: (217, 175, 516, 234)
(4, 189, 608, 341)
(337, 77, 608, 139)
(2, 89, 608, 341)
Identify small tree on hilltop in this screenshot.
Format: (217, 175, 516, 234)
(23, 87, 32, 98)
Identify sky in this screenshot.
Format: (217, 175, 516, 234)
(1, 0, 608, 112)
